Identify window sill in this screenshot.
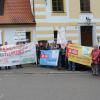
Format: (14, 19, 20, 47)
(51, 11, 66, 16)
(80, 11, 92, 13)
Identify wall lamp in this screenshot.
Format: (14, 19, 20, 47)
(86, 17, 91, 25)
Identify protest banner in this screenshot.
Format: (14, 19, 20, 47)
(67, 44, 93, 67)
(40, 50, 59, 66)
(0, 42, 36, 67)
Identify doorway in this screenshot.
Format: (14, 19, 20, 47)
(81, 26, 93, 46)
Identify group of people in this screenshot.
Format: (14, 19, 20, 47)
(36, 40, 76, 71)
(36, 40, 100, 76)
(0, 40, 100, 76)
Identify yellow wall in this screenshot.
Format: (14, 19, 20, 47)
(34, 0, 100, 43)
(91, 0, 100, 18)
(69, 0, 100, 19)
(69, 0, 80, 18)
(34, 0, 45, 4)
(34, 0, 100, 19)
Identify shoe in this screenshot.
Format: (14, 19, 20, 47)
(8, 66, 11, 69)
(16, 65, 19, 69)
(20, 66, 23, 68)
(19, 65, 23, 68)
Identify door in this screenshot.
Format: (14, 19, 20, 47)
(26, 32, 31, 43)
(81, 26, 93, 46)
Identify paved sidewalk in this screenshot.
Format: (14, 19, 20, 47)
(0, 64, 100, 100)
(0, 64, 91, 75)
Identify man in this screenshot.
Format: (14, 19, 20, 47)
(16, 42, 23, 68)
(4, 42, 11, 70)
(67, 40, 76, 71)
(92, 45, 100, 76)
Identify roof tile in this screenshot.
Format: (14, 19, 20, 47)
(0, 0, 35, 25)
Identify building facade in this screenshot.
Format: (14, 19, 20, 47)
(34, 0, 100, 46)
(0, 0, 36, 45)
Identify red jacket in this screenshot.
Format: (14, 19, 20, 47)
(92, 48, 100, 64)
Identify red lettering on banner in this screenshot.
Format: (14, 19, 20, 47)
(45, 55, 48, 58)
(71, 49, 78, 55)
(40, 54, 45, 58)
(68, 48, 71, 53)
(40, 54, 48, 58)
(68, 48, 78, 55)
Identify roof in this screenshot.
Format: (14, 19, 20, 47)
(0, 0, 35, 25)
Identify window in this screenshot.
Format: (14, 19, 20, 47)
(80, 0, 90, 12)
(0, 0, 4, 15)
(26, 32, 31, 43)
(52, 0, 64, 12)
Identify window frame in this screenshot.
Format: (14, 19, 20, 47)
(80, 0, 91, 13)
(52, 0, 64, 13)
(0, 0, 4, 16)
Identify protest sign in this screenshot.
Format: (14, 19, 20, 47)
(0, 42, 36, 67)
(67, 44, 93, 67)
(40, 50, 59, 66)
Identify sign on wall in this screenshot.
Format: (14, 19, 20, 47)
(14, 30, 26, 42)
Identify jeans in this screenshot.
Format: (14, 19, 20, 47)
(68, 60, 76, 71)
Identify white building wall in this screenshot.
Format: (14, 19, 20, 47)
(34, 0, 100, 45)
(0, 26, 36, 45)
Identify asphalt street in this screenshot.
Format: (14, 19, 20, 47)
(0, 66, 100, 100)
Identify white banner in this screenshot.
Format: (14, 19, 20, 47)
(0, 42, 36, 67)
(57, 27, 67, 44)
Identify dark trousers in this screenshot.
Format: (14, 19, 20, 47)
(92, 64, 99, 75)
(61, 55, 66, 68)
(16, 65, 23, 68)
